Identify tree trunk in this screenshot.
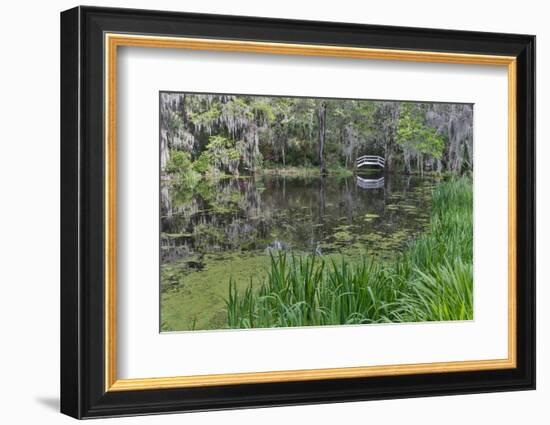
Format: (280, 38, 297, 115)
(403, 149, 412, 175)
(160, 129, 169, 174)
(384, 141, 394, 172)
(436, 158, 443, 174)
(383, 104, 400, 173)
(318, 101, 328, 176)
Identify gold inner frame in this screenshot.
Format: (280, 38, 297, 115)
(104, 33, 518, 392)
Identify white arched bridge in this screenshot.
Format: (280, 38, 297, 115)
(356, 155, 385, 169)
(356, 155, 385, 189)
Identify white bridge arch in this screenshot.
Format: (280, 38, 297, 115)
(356, 155, 385, 189)
(356, 155, 385, 169)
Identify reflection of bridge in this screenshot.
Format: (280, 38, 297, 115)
(356, 176, 385, 189)
(356, 155, 385, 169)
(356, 155, 385, 189)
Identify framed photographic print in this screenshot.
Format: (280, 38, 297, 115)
(60, 6, 535, 419)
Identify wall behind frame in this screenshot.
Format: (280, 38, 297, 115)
(0, 0, 543, 424)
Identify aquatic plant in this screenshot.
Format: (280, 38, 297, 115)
(226, 177, 473, 328)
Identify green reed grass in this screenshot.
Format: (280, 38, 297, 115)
(226, 177, 473, 328)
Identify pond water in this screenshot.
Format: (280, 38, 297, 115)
(161, 172, 435, 267)
(160, 172, 438, 330)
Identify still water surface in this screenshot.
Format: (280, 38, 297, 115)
(161, 173, 435, 276)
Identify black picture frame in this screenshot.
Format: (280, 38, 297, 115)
(61, 5, 535, 419)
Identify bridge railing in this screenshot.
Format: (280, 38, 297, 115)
(356, 155, 385, 168)
(356, 176, 385, 189)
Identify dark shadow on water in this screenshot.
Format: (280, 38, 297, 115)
(35, 396, 59, 411)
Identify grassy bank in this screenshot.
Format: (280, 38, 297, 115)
(226, 177, 473, 328)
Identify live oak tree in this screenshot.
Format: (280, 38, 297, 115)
(160, 93, 473, 179)
(396, 104, 445, 176)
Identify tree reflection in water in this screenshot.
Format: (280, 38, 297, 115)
(160, 173, 434, 269)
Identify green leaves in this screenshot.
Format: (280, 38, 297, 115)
(188, 103, 221, 129)
(396, 105, 445, 159)
(164, 150, 192, 174)
(195, 135, 241, 175)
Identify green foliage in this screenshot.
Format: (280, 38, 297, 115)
(226, 178, 473, 328)
(251, 99, 276, 123)
(396, 105, 445, 159)
(183, 135, 242, 176)
(188, 103, 221, 129)
(225, 96, 253, 119)
(165, 150, 202, 190)
(192, 152, 211, 174)
(165, 150, 192, 174)
(206, 135, 235, 154)
(161, 93, 473, 176)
